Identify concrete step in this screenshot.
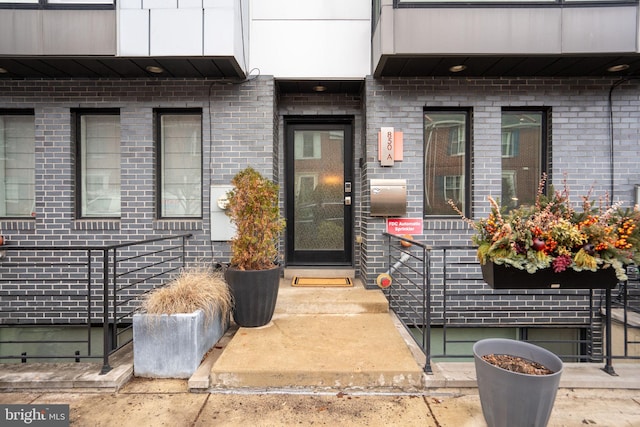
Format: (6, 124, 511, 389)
(207, 277, 422, 392)
(208, 313, 425, 392)
(0, 345, 133, 392)
(275, 278, 389, 314)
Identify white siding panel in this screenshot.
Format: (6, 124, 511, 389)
(204, 7, 237, 56)
(250, 20, 370, 78)
(118, 9, 149, 56)
(150, 9, 203, 56)
(393, 8, 562, 55)
(179, 0, 202, 8)
(561, 7, 637, 53)
(203, 0, 234, 7)
(143, 0, 176, 8)
(251, 0, 370, 20)
(119, 0, 142, 8)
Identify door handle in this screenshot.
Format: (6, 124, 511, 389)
(345, 196, 351, 206)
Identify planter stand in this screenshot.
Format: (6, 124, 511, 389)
(133, 309, 228, 378)
(480, 262, 620, 376)
(473, 338, 563, 427)
(480, 262, 618, 290)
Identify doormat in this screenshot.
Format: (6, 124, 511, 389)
(292, 277, 353, 287)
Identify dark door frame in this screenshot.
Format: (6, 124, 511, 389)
(284, 115, 354, 266)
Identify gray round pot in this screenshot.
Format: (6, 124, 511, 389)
(473, 338, 563, 427)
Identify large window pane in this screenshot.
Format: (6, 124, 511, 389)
(0, 114, 35, 217)
(47, 0, 113, 4)
(424, 110, 470, 216)
(0, 0, 114, 4)
(501, 110, 546, 209)
(79, 114, 121, 217)
(159, 113, 202, 218)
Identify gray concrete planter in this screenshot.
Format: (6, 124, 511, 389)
(473, 338, 563, 427)
(133, 309, 228, 378)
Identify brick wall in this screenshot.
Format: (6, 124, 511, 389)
(0, 77, 277, 324)
(363, 76, 640, 286)
(362, 76, 638, 350)
(1, 73, 639, 336)
(0, 77, 276, 264)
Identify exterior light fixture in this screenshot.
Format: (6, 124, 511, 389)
(449, 65, 467, 73)
(145, 65, 164, 74)
(607, 64, 629, 73)
(313, 84, 327, 92)
(0, 67, 8, 74)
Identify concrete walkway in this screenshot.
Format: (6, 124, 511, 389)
(1, 278, 640, 425)
(206, 278, 424, 392)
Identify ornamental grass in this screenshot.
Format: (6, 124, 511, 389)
(142, 264, 232, 324)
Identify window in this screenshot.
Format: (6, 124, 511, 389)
(294, 131, 321, 159)
(444, 175, 464, 202)
(396, 0, 627, 4)
(424, 109, 471, 216)
(158, 111, 202, 218)
(47, 0, 112, 3)
(0, 111, 35, 217)
(447, 126, 465, 156)
(0, 0, 114, 6)
(76, 111, 121, 218)
(501, 129, 519, 158)
(501, 109, 548, 209)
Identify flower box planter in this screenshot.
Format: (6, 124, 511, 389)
(133, 309, 228, 378)
(481, 262, 619, 290)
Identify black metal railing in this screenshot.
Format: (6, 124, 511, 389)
(0, 234, 192, 373)
(381, 232, 433, 372)
(382, 234, 639, 374)
(612, 265, 640, 359)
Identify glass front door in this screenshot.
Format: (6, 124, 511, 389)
(285, 119, 353, 265)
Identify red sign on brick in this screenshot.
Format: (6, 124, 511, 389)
(386, 218, 423, 235)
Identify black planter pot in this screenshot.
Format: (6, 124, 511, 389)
(481, 261, 619, 289)
(225, 265, 281, 327)
(473, 338, 563, 427)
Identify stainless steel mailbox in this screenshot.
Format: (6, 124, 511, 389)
(370, 179, 407, 217)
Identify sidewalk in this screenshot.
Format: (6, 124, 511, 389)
(1, 378, 639, 426)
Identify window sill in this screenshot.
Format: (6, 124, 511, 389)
(153, 220, 202, 231)
(423, 218, 473, 230)
(0, 219, 36, 231)
(73, 219, 120, 231)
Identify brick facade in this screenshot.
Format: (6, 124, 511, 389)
(1, 75, 639, 332)
(363, 76, 640, 288)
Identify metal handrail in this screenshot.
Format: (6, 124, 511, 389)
(381, 232, 433, 372)
(381, 236, 639, 375)
(0, 233, 192, 373)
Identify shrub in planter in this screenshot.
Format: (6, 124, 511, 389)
(133, 265, 231, 378)
(225, 167, 285, 327)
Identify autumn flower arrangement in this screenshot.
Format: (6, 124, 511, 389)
(451, 174, 640, 281)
